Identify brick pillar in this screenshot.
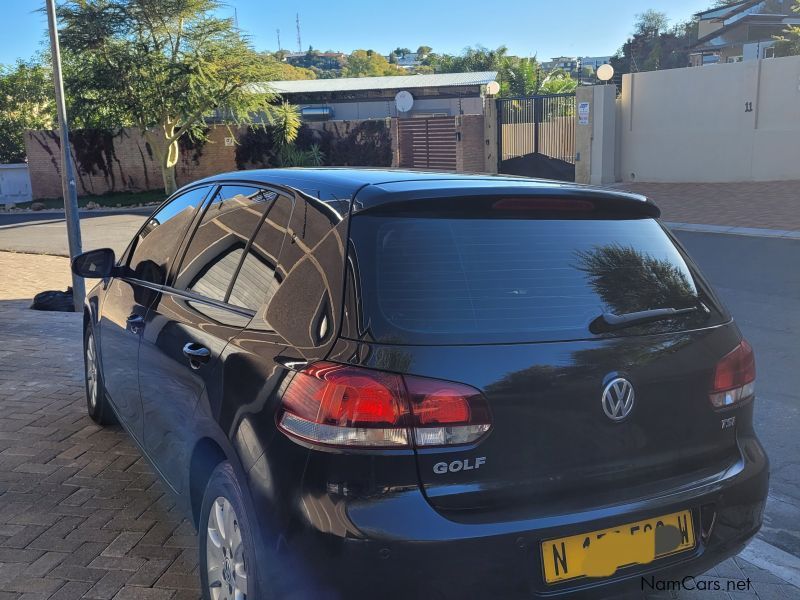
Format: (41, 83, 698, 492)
(483, 98, 499, 174)
(455, 115, 486, 173)
(389, 118, 399, 167)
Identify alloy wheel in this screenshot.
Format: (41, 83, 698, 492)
(206, 496, 248, 600)
(86, 333, 98, 409)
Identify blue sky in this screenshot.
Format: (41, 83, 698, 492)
(3, 0, 713, 66)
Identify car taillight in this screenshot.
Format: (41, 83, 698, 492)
(709, 340, 755, 408)
(404, 375, 491, 446)
(277, 362, 491, 448)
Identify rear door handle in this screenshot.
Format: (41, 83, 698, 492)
(126, 314, 144, 334)
(183, 342, 211, 369)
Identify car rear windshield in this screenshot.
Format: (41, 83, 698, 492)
(347, 215, 724, 345)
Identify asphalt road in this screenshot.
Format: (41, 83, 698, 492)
(1, 211, 798, 559)
(675, 230, 800, 560)
(0, 208, 151, 256)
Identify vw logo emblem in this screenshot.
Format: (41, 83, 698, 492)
(601, 377, 635, 421)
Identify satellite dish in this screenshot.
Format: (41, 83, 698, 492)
(485, 80, 500, 96)
(395, 90, 414, 113)
(597, 64, 614, 82)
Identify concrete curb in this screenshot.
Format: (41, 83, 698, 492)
(666, 222, 800, 240)
(740, 537, 800, 588)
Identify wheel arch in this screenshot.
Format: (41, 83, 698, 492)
(188, 437, 229, 528)
(83, 294, 101, 334)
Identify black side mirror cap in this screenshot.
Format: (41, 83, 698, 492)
(71, 248, 116, 279)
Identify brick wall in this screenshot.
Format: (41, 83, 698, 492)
(456, 114, 487, 173)
(24, 126, 239, 200)
(25, 116, 489, 200)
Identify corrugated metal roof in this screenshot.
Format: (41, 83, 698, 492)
(252, 71, 498, 95)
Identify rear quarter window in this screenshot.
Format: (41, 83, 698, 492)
(347, 215, 724, 345)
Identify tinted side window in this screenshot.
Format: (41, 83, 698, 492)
(263, 196, 347, 347)
(227, 194, 293, 312)
(129, 186, 212, 285)
(174, 185, 278, 303)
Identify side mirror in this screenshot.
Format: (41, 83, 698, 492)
(71, 248, 116, 279)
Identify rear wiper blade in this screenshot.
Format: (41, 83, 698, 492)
(591, 306, 699, 333)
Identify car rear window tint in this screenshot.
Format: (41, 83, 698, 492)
(349, 216, 717, 344)
(175, 186, 277, 303)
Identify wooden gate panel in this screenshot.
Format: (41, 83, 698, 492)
(398, 117, 457, 170)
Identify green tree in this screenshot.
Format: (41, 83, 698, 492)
(58, 0, 289, 194)
(342, 50, 403, 77)
(610, 11, 697, 75)
(416, 45, 432, 57)
(538, 69, 578, 94)
(774, 1, 800, 56)
(259, 53, 316, 80)
(427, 47, 562, 96)
(502, 56, 542, 95)
(0, 59, 55, 163)
(429, 45, 509, 73)
(635, 9, 669, 37)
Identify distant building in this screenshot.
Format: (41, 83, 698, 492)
(580, 56, 613, 72)
(690, 0, 800, 65)
(541, 56, 612, 75)
(250, 71, 498, 121)
(541, 56, 579, 72)
(390, 52, 422, 69)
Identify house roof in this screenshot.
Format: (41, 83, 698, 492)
(691, 12, 795, 49)
(252, 71, 498, 95)
(694, 0, 759, 19)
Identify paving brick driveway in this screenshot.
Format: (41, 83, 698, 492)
(0, 251, 797, 600)
(610, 181, 800, 232)
(0, 253, 200, 599)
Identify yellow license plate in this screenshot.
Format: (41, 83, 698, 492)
(541, 509, 695, 584)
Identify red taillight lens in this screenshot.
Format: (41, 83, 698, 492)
(277, 362, 491, 448)
(710, 340, 756, 408)
(405, 376, 492, 446)
(279, 363, 410, 447)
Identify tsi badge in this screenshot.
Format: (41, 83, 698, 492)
(434, 457, 486, 475)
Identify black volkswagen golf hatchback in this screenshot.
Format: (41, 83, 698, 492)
(72, 169, 768, 599)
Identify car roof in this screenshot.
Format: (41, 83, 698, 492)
(189, 168, 657, 216)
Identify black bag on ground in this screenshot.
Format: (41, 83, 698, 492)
(31, 287, 74, 312)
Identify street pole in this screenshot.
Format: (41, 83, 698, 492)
(45, 0, 84, 312)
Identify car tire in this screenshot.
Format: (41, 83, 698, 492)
(199, 462, 266, 600)
(83, 326, 116, 426)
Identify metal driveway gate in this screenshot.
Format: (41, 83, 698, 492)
(497, 93, 576, 181)
(398, 117, 457, 171)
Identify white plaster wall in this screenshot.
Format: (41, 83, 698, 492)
(616, 55, 800, 182)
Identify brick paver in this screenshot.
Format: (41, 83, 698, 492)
(610, 181, 800, 231)
(0, 252, 199, 599)
(0, 251, 797, 600)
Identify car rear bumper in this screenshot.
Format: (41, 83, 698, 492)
(285, 434, 768, 599)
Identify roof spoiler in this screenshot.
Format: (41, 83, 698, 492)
(352, 183, 660, 219)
